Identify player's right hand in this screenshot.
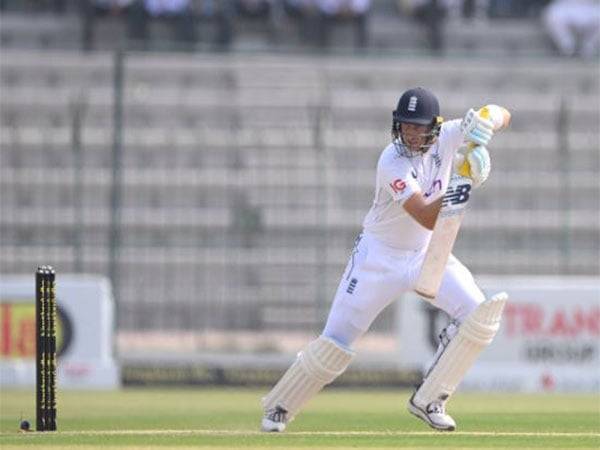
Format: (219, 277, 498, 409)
(454, 145, 491, 188)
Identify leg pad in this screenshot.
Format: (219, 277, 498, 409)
(262, 336, 354, 420)
(414, 292, 507, 406)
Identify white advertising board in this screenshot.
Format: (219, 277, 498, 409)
(397, 277, 600, 392)
(0, 274, 120, 389)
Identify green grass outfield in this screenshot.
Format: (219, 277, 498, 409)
(0, 388, 599, 449)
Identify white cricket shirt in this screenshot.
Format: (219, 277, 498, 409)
(362, 119, 465, 250)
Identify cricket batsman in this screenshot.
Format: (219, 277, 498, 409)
(261, 87, 512, 432)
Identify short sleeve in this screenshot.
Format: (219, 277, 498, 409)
(379, 158, 421, 205)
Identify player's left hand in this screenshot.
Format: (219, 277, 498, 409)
(461, 108, 494, 146)
(454, 145, 490, 188)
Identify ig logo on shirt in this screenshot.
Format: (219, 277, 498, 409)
(389, 179, 406, 194)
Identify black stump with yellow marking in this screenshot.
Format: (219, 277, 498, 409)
(35, 266, 57, 431)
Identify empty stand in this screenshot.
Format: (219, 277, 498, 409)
(1, 49, 598, 332)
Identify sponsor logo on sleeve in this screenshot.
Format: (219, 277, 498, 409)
(389, 179, 407, 194)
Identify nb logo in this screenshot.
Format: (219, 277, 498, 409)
(442, 184, 471, 206)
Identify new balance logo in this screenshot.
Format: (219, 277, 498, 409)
(407, 96, 418, 112)
(442, 183, 471, 207)
(347, 278, 358, 294)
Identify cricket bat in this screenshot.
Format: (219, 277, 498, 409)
(414, 107, 490, 300)
(414, 173, 473, 299)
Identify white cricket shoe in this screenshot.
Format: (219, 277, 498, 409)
(261, 406, 288, 432)
(408, 394, 456, 431)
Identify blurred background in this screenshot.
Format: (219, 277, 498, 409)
(0, 0, 599, 391)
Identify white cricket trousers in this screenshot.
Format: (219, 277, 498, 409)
(322, 232, 485, 348)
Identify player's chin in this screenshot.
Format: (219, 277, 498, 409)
(410, 145, 427, 155)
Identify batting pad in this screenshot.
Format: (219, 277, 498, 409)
(414, 292, 507, 406)
(262, 336, 355, 420)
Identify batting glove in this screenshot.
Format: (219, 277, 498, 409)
(454, 145, 491, 189)
(461, 108, 494, 147)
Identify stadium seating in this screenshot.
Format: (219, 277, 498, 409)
(1, 48, 598, 331)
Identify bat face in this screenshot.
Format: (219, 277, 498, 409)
(416, 106, 489, 300)
(414, 175, 473, 300)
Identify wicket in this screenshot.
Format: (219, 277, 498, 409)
(35, 266, 57, 431)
